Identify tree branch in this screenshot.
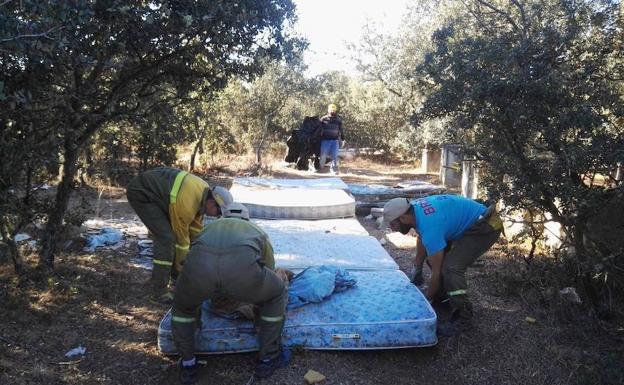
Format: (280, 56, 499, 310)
(460, 0, 497, 35)
(473, 0, 520, 32)
(0, 26, 63, 44)
(509, 0, 528, 35)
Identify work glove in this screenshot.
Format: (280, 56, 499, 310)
(408, 264, 424, 286)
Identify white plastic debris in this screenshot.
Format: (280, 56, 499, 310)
(364, 214, 373, 220)
(14, 233, 31, 242)
(559, 287, 582, 304)
(65, 345, 86, 358)
(379, 238, 387, 246)
(370, 207, 384, 219)
(130, 256, 153, 270)
(137, 239, 153, 257)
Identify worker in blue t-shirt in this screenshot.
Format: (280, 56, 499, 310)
(382, 195, 503, 335)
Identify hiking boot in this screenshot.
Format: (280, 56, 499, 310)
(254, 349, 291, 379)
(178, 361, 198, 384)
(436, 314, 473, 337)
(149, 290, 174, 306)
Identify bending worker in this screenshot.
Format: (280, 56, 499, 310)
(126, 167, 233, 303)
(172, 202, 289, 384)
(382, 194, 503, 335)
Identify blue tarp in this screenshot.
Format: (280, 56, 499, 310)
(287, 265, 356, 309)
(83, 228, 122, 252)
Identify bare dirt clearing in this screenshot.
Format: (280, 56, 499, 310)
(1, 157, 622, 385)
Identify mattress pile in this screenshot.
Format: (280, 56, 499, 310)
(157, 177, 437, 354)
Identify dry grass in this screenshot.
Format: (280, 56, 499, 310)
(1, 156, 623, 385)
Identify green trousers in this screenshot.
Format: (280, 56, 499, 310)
(442, 213, 502, 319)
(126, 176, 175, 294)
(171, 243, 286, 361)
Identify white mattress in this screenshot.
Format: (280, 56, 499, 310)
(230, 179, 355, 219)
(253, 219, 397, 270)
(233, 177, 349, 190)
(158, 270, 437, 354)
(254, 218, 369, 236)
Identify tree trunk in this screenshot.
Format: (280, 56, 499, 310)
(190, 125, 207, 172)
(0, 222, 22, 274)
(7, 238, 22, 274)
(84, 144, 95, 181)
(39, 144, 80, 268)
(255, 144, 262, 165)
(255, 120, 269, 165)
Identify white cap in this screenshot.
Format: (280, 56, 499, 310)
(211, 186, 233, 208)
(381, 198, 411, 227)
(222, 202, 250, 220)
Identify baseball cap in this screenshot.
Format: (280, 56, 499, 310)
(381, 198, 411, 228)
(211, 186, 233, 208)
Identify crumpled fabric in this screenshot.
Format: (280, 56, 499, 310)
(287, 265, 356, 310)
(83, 228, 122, 252)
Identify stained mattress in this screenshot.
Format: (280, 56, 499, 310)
(157, 270, 437, 354)
(253, 219, 398, 270)
(230, 178, 355, 219)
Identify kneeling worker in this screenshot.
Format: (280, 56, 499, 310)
(382, 195, 503, 335)
(172, 202, 289, 384)
(126, 167, 233, 303)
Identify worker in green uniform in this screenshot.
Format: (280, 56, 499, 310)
(172, 202, 289, 384)
(382, 195, 503, 336)
(126, 167, 233, 303)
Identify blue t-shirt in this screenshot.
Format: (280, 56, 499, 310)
(412, 195, 487, 256)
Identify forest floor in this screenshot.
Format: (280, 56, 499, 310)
(1, 155, 623, 385)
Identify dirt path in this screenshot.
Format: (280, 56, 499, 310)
(1, 158, 621, 385)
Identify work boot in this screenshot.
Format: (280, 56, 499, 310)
(178, 360, 198, 384)
(254, 349, 291, 379)
(436, 311, 473, 337)
(149, 290, 174, 306)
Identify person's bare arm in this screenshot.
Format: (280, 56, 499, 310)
(413, 236, 426, 268)
(408, 236, 427, 285)
(425, 250, 444, 302)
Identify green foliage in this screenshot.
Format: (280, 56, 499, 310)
(0, 0, 301, 267)
(416, 0, 624, 312)
(216, 60, 311, 162)
(349, 0, 463, 152)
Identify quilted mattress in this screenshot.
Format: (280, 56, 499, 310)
(253, 219, 398, 270)
(157, 270, 437, 354)
(232, 177, 349, 190)
(230, 178, 355, 219)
